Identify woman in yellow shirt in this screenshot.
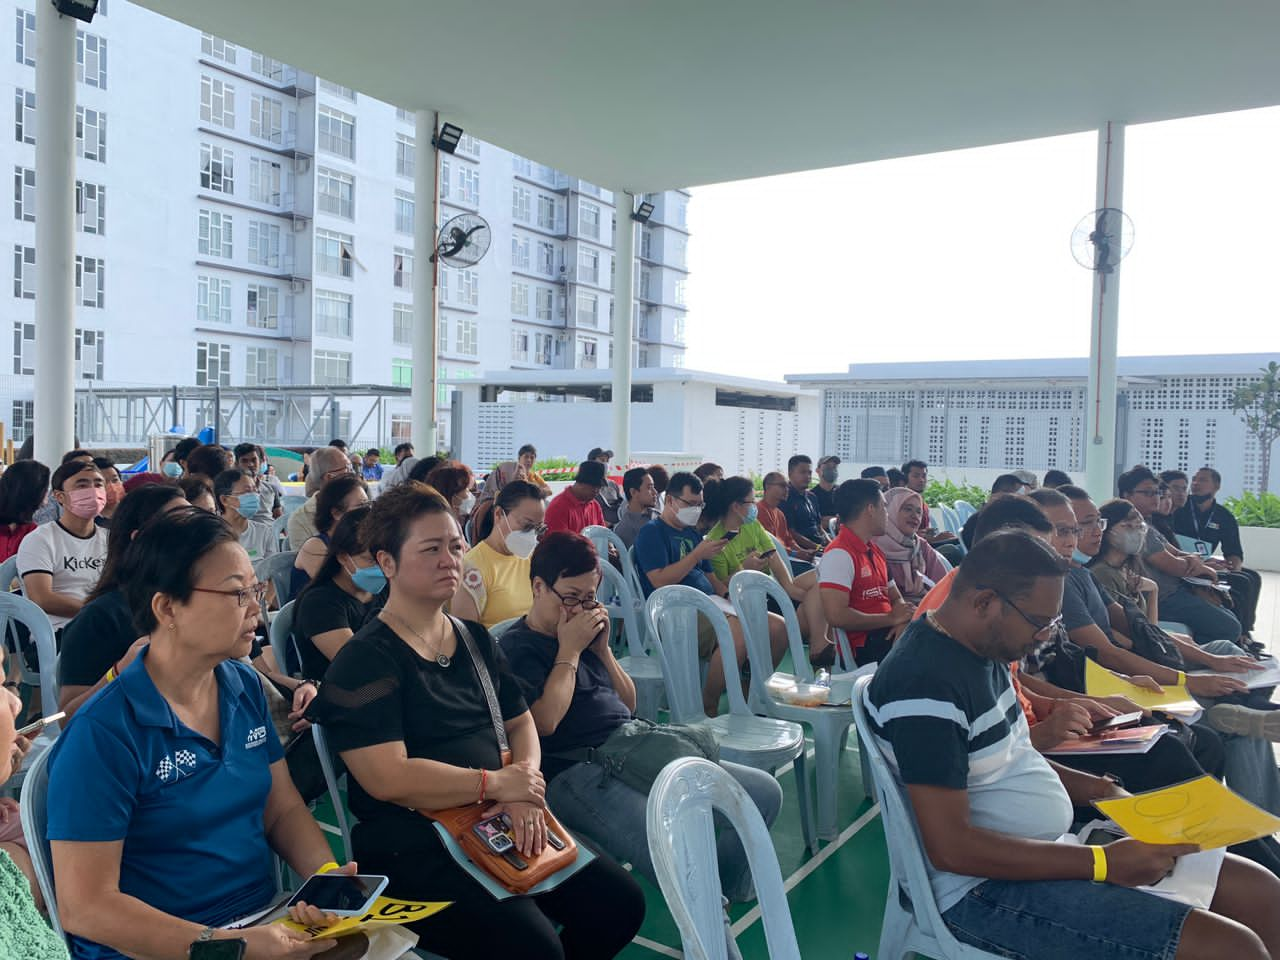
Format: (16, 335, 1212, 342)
(451, 480, 547, 628)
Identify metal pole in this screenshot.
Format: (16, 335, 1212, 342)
(171, 385, 179, 432)
(1084, 122, 1125, 501)
(411, 109, 440, 453)
(213, 385, 222, 444)
(32, 4, 77, 465)
(611, 192, 636, 465)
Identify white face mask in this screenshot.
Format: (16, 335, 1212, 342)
(1115, 528, 1145, 555)
(502, 515, 539, 559)
(676, 504, 703, 527)
(458, 493, 476, 514)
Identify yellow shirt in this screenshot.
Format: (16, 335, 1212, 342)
(460, 540, 533, 628)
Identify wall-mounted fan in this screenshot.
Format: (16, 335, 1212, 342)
(1070, 207, 1134, 275)
(431, 213, 491, 267)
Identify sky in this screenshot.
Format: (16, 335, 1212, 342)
(681, 106, 1280, 382)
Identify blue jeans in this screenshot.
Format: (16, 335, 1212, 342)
(943, 878, 1192, 959)
(546, 759, 783, 903)
(1160, 588, 1241, 646)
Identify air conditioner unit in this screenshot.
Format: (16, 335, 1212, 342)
(289, 278, 306, 294)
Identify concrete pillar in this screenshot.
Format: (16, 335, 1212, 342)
(411, 110, 440, 453)
(1084, 122, 1125, 501)
(611, 193, 636, 465)
(33, 4, 78, 464)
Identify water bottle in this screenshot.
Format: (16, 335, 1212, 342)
(814, 668, 831, 688)
(854, 953, 870, 960)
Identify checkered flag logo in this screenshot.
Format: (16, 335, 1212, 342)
(175, 749, 197, 770)
(155, 756, 174, 781)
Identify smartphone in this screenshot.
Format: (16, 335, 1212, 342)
(473, 813, 516, 855)
(284, 873, 388, 916)
(546, 830, 566, 851)
(1088, 711, 1143, 735)
(758, 549, 777, 560)
(188, 940, 247, 960)
(16, 712, 65, 738)
(723, 530, 739, 541)
(1082, 826, 1125, 846)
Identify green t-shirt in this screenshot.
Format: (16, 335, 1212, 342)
(705, 519, 776, 583)
(0, 849, 68, 959)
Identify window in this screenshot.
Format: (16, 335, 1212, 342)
(318, 79, 355, 100)
(395, 134, 415, 178)
(12, 322, 33, 373)
(200, 75, 234, 128)
(12, 245, 35, 298)
(315, 290, 353, 338)
(313, 350, 352, 385)
(511, 329, 529, 362)
(197, 275, 231, 324)
(317, 167, 354, 218)
(457, 133, 480, 158)
(578, 247, 599, 284)
(536, 287, 553, 322)
(249, 157, 283, 205)
(578, 336, 598, 369)
(195, 340, 231, 386)
(75, 328, 104, 379)
(15, 89, 35, 144)
(318, 106, 355, 159)
(639, 268, 651, 300)
(671, 352, 685, 369)
(674, 314, 686, 344)
(578, 200, 600, 240)
(75, 255, 104, 307)
(9, 401, 32, 442)
(513, 185, 531, 222)
(393, 302, 412, 345)
(392, 358, 413, 387)
(200, 143, 234, 194)
(670, 236, 688, 269)
(511, 282, 529, 316)
(675, 195, 688, 228)
(674, 278, 687, 306)
(537, 195, 559, 231)
(76, 31, 106, 88)
(13, 166, 34, 222)
(640, 228, 653, 259)
(200, 33, 236, 64)
(455, 317, 477, 356)
(248, 221, 281, 267)
(437, 267, 449, 304)
(16, 11, 35, 66)
(534, 332, 553, 366)
(75, 106, 106, 162)
(511, 235, 530, 271)
(576, 291, 598, 328)
(439, 158, 451, 200)
(395, 107, 413, 123)
(198, 209, 233, 258)
(393, 247, 413, 289)
(394, 190, 414, 234)
(246, 284, 279, 329)
(315, 229, 353, 277)
(537, 241, 556, 276)
(458, 269, 478, 307)
(458, 166, 479, 205)
(245, 346, 278, 386)
(391, 414, 412, 442)
(74, 180, 105, 234)
(250, 93, 284, 144)
(250, 52, 284, 82)
(512, 154, 532, 177)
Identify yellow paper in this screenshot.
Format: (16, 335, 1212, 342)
(1095, 775, 1280, 849)
(1083, 657, 1196, 711)
(277, 895, 451, 940)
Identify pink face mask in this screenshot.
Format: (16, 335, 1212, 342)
(65, 486, 107, 520)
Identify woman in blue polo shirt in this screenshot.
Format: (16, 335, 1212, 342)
(46, 509, 345, 960)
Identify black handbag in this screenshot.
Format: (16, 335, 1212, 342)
(1117, 599, 1186, 671)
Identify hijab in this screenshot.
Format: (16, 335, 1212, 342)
(874, 487, 932, 600)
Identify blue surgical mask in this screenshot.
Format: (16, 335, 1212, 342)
(744, 504, 759, 524)
(235, 492, 262, 517)
(259, 463, 269, 476)
(1072, 549, 1091, 565)
(161, 462, 182, 478)
(351, 565, 387, 594)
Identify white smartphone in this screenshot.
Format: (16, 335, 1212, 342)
(16, 712, 65, 738)
(284, 873, 388, 916)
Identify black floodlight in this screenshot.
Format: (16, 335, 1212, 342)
(631, 200, 655, 223)
(53, 0, 98, 22)
(433, 122, 463, 154)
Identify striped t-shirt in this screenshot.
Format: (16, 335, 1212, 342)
(865, 616, 1073, 912)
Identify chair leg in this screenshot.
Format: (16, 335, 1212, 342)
(813, 727, 841, 842)
(877, 896, 914, 960)
(790, 748, 817, 854)
(857, 731, 875, 800)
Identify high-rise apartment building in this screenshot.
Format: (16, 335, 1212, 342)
(0, 1, 691, 450)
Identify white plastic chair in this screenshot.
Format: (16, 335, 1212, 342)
(270, 600, 298, 678)
(851, 676, 1003, 960)
(583, 525, 645, 606)
(0, 554, 21, 593)
(729, 570, 852, 842)
(271, 513, 290, 550)
(952, 500, 977, 524)
(645, 585, 815, 851)
(255, 550, 299, 607)
(0, 593, 60, 734)
(647, 757, 801, 960)
(1158, 620, 1192, 636)
(596, 560, 664, 721)
(489, 616, 521, 638)
(309, 722, 354, 863)
(281, 494, 308, 518)
(18, 744, 65, 943)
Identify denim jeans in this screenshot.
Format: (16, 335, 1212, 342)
(943, 877, 1191, 960)
(546, 759, 783, 903)
(1160, 588, 1241, 646)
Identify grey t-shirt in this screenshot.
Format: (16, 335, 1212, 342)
(1143, 525, 1183, 600)
(613, 506, 656, 548)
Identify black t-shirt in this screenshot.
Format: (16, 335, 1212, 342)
(308, 617, 527, 824)
(293, 580, 370, 681)
(813, 484, 838, 520)
(1173, 501, 1244, 559)
(499, 617, 633, 779)
(57, 589, 136, 689)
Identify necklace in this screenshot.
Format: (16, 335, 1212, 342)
(383, 609, 452, 668)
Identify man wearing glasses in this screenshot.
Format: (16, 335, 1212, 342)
(285, 445, 353, 549)
(756, 472, 813, 562)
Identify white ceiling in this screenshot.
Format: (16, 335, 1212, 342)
(135, 0, 1280, 191)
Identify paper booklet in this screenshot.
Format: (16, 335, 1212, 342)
(1064, 820, 1224, 909)
(1094, 775, 1280, 849)
(1044, 723, 1168, 756)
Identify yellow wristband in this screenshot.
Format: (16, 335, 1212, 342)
(1175, 671, 1187, 686)
(318, 861, 340, 874)
(104, 667, 116, 683)
(1091, 845, 1108, 883)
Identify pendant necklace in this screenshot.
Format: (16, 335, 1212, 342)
(384, 609, 452, 667)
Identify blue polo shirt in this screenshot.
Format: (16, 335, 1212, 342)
(782, 485, 825, 544)
(47, 650, 283, 960)
(634, 517, 714, 597)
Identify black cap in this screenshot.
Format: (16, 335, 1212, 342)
(575, 460, 608, 487)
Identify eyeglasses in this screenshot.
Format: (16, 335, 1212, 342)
(548, 585, 601, 611)
(191, 581, 268, 608)
(670, 493, 703, 508)
(977, 584, 1063, 638)
(1078, 517, 1108, 531)
(1130, 487, 1160, 498)
(1114, 519, 1147, 531)
(1053, 525, 1082, 539)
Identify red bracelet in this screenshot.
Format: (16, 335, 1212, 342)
(479, 768, 488, 803)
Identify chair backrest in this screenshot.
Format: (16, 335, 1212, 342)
(308, 722, 354, 863)
(583, 525, 645, 601)
(18, 744, 64, 941)
(0, 554, 21, 594)
(765, 533, 795, 578)
(489, 617, 520, 639)
(850, 675, 956, 946)
(596, 560, 649, 660)
(281, 495, 308, 518)
(269, 600, 297, 679)
(255, 550, 299, 607)
(645, 585, 745, 723)
(0, 593, 59, 725)
(647, 758, 800, 960)
(728, 570, 810, 705)
(271, 513, 290, 548)
(939, 505, 961, 535)
(952, 500, 976, 523)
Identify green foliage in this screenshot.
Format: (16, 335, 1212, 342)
(922, 479, 989, 509)
(1224, 491, 1280, 529)
(533, 457, 579, 472)
(1231, 361, 1280, 493)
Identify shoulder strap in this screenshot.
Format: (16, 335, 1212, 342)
(448, 614, 508, 752)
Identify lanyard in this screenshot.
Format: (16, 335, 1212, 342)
(1191, 503, 1213, 540)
